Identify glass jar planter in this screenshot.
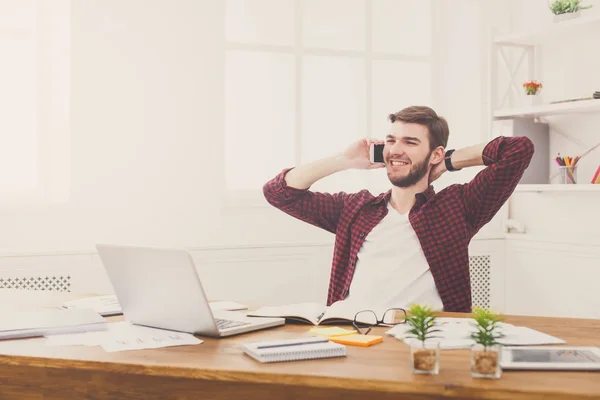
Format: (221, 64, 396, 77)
(409, 341, 440, 375)
(471, 344, 502, 379)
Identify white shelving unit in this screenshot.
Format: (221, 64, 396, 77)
(515, 184, 600, 193)
(490, 13, 600, 190)
(494, 98, 600, 120)
(493, 14, 600, 46)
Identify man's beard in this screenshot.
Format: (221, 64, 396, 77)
(386, 150, 433, 188)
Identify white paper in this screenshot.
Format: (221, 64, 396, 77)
(45, 322, 202, 352)
(45, 330, 112, 347)
(386, 317, 565, 349)
(60, 295, 122, 316)
(0, 308, 105, 332)
(497, 326, 566, 346)
(59, 295, 247, 315)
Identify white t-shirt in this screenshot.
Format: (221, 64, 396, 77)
(343, 202, 444, 311)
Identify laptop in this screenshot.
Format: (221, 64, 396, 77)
(95, 244, 285, 337)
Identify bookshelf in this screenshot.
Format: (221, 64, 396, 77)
(490, 13, 600, 190)
(493, 98, 600, 120)
(493, 14, 600, 46)
(515, 184, 600, 193)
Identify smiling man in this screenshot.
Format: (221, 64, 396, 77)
(263, 106, 534, 312)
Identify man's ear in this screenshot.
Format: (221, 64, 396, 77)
(429, 146, 445, 165)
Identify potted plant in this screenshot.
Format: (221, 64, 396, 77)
(522, 80, 543, 106)
(549, 0, 592, 22)
(523, 80, 543, 96)
(470, 308, 504, 379)
(405, 304, 442, 375)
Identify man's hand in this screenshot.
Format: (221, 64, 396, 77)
(429, 157, 447, 184)
(343, 138, 386, 170)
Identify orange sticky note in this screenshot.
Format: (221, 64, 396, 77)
(329, 334, 383, 347)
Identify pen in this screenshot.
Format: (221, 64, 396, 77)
(257, 339, 330, 349)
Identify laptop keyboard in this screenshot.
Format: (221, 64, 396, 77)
(215, 318, 251, 330)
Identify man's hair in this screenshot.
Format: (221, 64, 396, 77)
(388, 106, 449, 150)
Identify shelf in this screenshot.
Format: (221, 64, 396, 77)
(493, 98, 600, 119)
(494, 14, 600, 46)
(514, 184, 600, 192)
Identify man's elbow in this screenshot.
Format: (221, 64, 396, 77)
(262, 179, 278, 205)
(517, 136, 535, 167)
(523, 136, 535, 156)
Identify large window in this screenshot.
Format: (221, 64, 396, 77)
(225, 0, 432, 199)
(0, 0, 69, 204)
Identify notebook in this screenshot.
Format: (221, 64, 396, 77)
(247, 301, 394, 325)
(242, 337, 347, 363)
(0, 308, 107, 340)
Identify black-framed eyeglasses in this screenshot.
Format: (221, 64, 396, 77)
(352, 308, 407, 335)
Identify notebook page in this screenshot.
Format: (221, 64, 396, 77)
(247, 303, 324, 325)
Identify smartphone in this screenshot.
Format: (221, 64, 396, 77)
(370, 143, 384, 163)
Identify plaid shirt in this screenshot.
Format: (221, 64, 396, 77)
(263, 136, 534, 312)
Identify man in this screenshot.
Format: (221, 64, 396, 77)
(263, 106, 534, 312)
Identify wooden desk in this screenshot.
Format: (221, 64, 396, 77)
(0, 293, 599, 399)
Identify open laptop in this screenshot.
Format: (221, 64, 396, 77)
(95, 244, 285, 337)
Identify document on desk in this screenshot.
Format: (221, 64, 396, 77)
(59, 295, 248, 316)
(59, 295, 122, 316)
(386, 317, 566, 349)
(45, 322, 202, 352)
(247, 300, 393, 325)
(0, 308, 106, 340)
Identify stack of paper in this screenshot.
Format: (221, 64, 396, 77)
(59, 295, 248, 316)
(60, 295, 122, 316)
(45, 321, 202, 352)
(386, 317, 566, 349)
(0, 308, 106, 340)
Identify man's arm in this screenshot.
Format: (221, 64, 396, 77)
(263, 139, 384, 234)
(283, 153, 349, 190)
(437, 136, 534, 235)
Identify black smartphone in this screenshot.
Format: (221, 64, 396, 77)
(370, 143, 384, 163)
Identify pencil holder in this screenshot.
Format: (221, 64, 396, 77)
(558, 166, 577, 184)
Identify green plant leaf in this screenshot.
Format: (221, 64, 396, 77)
(550, 0, 592, 15)
(470, 307, 505, 347)
(404, 304, 442, 344)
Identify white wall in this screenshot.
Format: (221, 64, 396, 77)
(0, 0, 508, 254)
(0, 0, 226, 252)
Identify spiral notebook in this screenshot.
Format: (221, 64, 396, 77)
(242, 337, 347, 363)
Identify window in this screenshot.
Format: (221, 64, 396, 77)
(0, 0, 70, 204)
(224, 0, 433, 201)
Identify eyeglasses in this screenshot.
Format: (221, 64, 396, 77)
(352, 308, 407, 335)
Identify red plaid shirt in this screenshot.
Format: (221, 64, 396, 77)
(263, 136, 534, 312)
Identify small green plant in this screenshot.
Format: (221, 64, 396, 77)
(405, 304, 441, 345)
(549, 0, 592, 15)
(470, 307, 504, 350)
